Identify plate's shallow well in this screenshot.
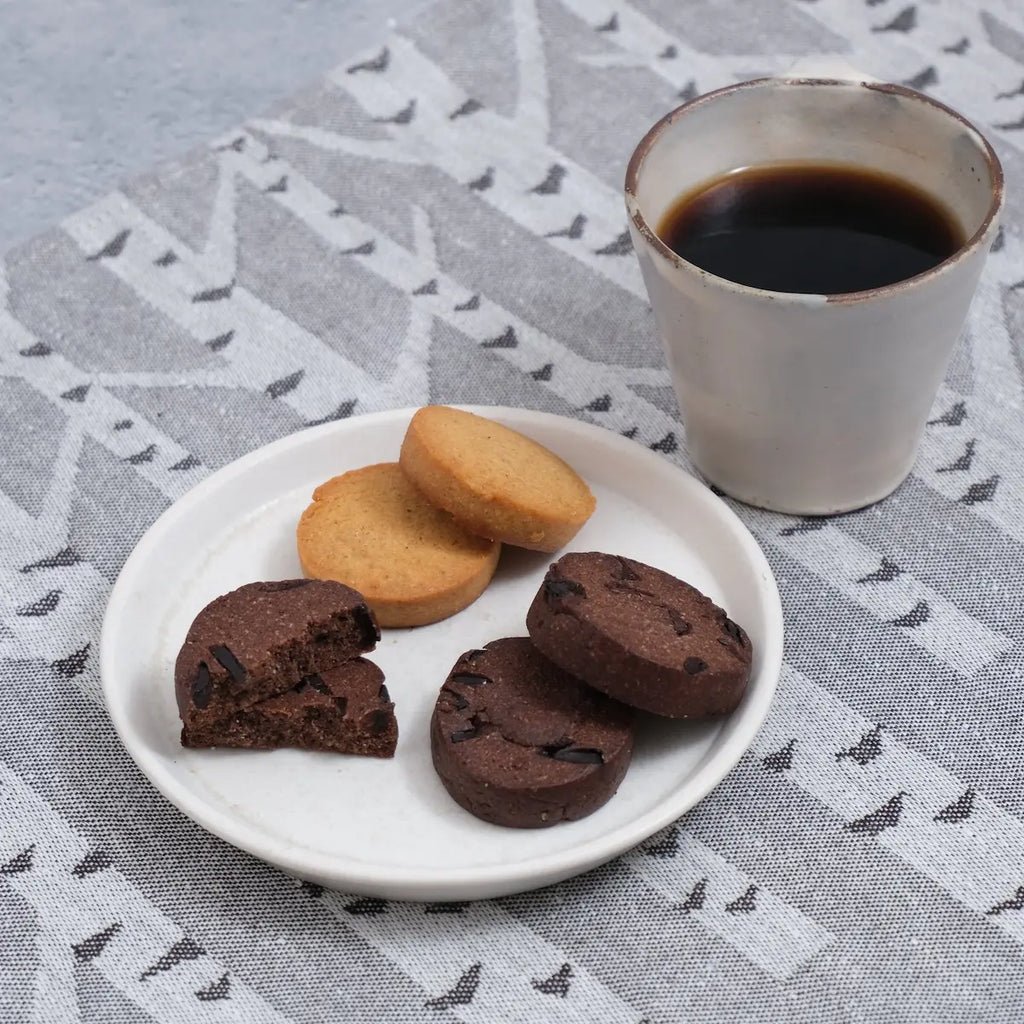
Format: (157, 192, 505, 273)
(101, 406, 783, 901)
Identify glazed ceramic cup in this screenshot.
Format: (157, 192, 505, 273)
(625, 76, 1003, 515)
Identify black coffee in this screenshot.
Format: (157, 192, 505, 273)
(656, 163, 965, 294)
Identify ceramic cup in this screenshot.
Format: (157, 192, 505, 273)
(625, 75, 1003, 515)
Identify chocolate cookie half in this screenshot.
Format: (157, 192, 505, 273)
(430, 638, 634, 828)
(175, 579, 379, 729)
(181, 658, 397, 757)
(526, 552, 752, 718)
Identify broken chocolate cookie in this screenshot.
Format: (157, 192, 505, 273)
(174, 579, 380, 730)
(182, 657, 397, 757)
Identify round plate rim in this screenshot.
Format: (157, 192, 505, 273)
(100, 405, 784, 899)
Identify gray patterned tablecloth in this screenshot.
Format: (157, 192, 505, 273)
(3, 1, 1024, 1021)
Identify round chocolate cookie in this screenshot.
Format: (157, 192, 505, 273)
(174, 579, 379, 729)
(526, 552, 753, 718)
(430, 638, 634, 828)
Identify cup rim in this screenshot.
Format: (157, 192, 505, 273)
(624, 77, 1004, 305)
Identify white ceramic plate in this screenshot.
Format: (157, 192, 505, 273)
(101, 406, 783, 901)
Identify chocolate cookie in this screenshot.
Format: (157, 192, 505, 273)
(175, 579, 379, 729)
(526, 552, 752, 718)
(181, 658, 397, 757)
(430, 638, 634, 828)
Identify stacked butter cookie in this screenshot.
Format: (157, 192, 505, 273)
(297, 406, 596, 626)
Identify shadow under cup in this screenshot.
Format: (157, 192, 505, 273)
(626, 79, 1003, 516)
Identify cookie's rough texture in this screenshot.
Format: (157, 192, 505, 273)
(297, 462, 501, 627)
(175, 579, 379, 729)
(430, 638, 634, 828)
(526, 552, 753, 718)
(182, 658, 397, 757)
(399, 405, 595, 551)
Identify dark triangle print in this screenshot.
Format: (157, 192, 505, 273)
(455, 294, 480, 311)
(844, 792, 907, 836)
(52, 644, 90, 678)
(582, 394, 611, 413)
(86, 229, 131, 261)
(678, 80, 699, 102)
(341, 240, 376, 256)
(928, 400, 966, 426)
(994, 114, 1024, 131)
(125, 444, 157, 465)
(761, 738, 795, 774)
(61, 384, 90, 403)
(935, 787, 975, 823)
(17, 590, 61, 617)
(264, 175, 288, 194)
(329, 204, 346, 217)
(836, 725, 884, 766)
(450, 98, 483, 119)
(375, 99, 416, 125)
(413, 278, 439, 296)
(196, 973, 231, 1001)
(961, 476, 999, 505)
(680, 878, 707, 913)
(937, 439, 976, 473)
(345, 897, 388, 916)
(154, 249, 178, 267)
(0, 845, 34, 876)
(650, 432, 678, 453)
(596, 13, 619, 31)
(298, 880, 324, 898)
(659, 44, 678, 59)
(903, 66, 937, 90)
(531, 363, 553, 381)
(857, 557, 902, 584)
(891, 601, 930, 628)
(73, 923, 122, 962)
(266, 369, 304, 399)
(482, 326, 518, 349)
(347, 47, 389, 74)
(530, 164, 566, 195)
(545, 213, 586, 239)
(307, 399, 358, 427)
(170, 454, 201, 471)
(72, 850, 113, 878)
(21, 547, 80, 573)
(192, 281, 234, 303)
(643, 825, 679, 858)
(468, 167, 495, 192)
(114, 419, 133, 431)
(873, 5, 916, 32)
(780, 517, 828, 537)
(425, 963, 481, 1010)
(726, 885, 758, 914)
(986, 886, 1024, 916)
(621, 426, 638, 439)
(140, 938, 204, 980)
(532, 963, 573, 998)
(595, 231, 633, 256)
(20, 341, 52, 357)
(943, 36, 970, 55)
(991, 226, 1005, 252)
(996, 81, 1024, 100)
(424, 902, 466, 914)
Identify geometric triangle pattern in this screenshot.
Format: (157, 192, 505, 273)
(3, 1, 1024, 1021)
